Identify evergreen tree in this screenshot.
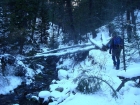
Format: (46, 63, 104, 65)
(26, 0, 40, 43)
(38, 0, 49, 44)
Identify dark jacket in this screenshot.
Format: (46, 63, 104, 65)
(110, 36, 123, 49)
(109, 35, 123, 54)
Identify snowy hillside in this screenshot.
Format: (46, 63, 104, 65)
(1, 10, 140, 105)
(1, 24, 140, 105)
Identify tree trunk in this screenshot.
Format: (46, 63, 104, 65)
(31, 17, 36, 43)
(66, 0, 77, 44)
(126, 9, 132, 43)
(19, 30, 26, 54)
(122, 26, 126, 71)
(121, 13, 126, 71)
(131, 8, 136, 36)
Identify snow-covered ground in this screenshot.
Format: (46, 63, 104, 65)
(31, 24, 140, 105)
(0, 22, 140, 105)
(37, 48, 140, 105)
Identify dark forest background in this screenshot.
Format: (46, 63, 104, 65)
(0, 0, 140, 55)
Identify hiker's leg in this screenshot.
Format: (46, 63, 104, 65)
(116, 49, 121, 70)
(112, 50, 116, 66)
(116, 56, 120, 70)
(112, 55, 116, 66)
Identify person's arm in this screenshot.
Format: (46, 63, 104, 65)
(109, 38, 113, 54)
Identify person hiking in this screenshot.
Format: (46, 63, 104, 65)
(109, 31, 123, 70)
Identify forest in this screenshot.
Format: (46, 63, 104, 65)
(0, 0, 140, 55)
(1, 0, 140, 105)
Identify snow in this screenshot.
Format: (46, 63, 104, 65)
(1, 18, 140, 105)
(39, 91, 50, 98)
(33, 42, 140, 105)
(58, 69, 68, 80)
(39, 91, 51, 102)
(0, 76, 22, 94)
(41, 25, 140, 105)
(35, 45, 94, 57)
(117, 63, 140, 78)
(59, 93, 119, 105)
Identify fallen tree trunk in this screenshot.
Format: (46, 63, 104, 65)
(88, 38, 110, 51)
(25, 38, 110, 59)
(26, 45, 95, 59)
(40, 43, 92, 54)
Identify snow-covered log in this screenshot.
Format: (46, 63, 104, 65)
(25, 37, 111, 59)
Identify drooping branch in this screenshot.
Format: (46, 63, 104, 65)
(93, 76, 118, 98)
(74, 74, 118, 98)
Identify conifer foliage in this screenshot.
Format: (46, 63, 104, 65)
(0, 0, 140, 54)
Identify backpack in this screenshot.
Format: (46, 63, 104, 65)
(113, 36, 123, 45)
(112, 36, 123, 48)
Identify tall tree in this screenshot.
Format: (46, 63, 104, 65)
(3, 0, 41, 53)
(38, 0, 49, 44)
(126, 0, 132, 43)
(65, 0, 77, 44)
(27, 0, 40, 43)
(122, 0, 140, 43)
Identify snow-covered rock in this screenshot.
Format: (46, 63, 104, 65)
(38, 91, 51, 102)
(58, 69, 68, 80)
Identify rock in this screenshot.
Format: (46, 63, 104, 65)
(58, 69, 68, 80)
(38, 91, 51, 103)
(55, 87, 64, 92)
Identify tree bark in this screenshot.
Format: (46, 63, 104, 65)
(131, 8, 136, 35)
(66, 0, 77, 44)
(126, 10, 132, 43)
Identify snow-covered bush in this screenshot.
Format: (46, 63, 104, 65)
(88, 50, 108, 71)
(75, 74, 117, 98)
(125, 34, 140, 62)
(76, 75, 102, 94)
(73, 67, 117, 98)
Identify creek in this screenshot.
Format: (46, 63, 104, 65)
(0, 51, 89, 105)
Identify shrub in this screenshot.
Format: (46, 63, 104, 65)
(76, 75, 101, 94)
(74, 73, 117, 98)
